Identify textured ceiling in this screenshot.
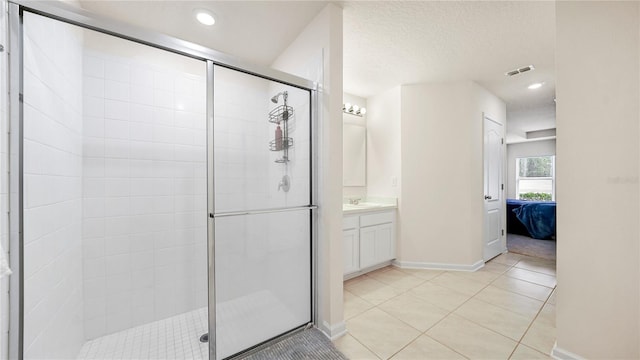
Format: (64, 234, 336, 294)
(342, 1, 556, 139)
(79, 1, 556, 138)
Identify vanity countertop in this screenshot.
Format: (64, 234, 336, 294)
(342, 197, 397, 214)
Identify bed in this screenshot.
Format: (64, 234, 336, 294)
(506, 199, 556, 240)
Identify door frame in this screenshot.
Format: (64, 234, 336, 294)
(7, 2, 319, 359)
(482, 113, 507, 261)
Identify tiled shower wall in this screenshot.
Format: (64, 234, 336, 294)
(22, 13, 85, 359)
(80, 38, 208, 339)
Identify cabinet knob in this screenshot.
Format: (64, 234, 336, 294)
(484, 195, 493, 200)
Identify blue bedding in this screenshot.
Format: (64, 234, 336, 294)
(512, 202, 556, 240)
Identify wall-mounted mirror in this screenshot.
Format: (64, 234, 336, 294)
(343, 123, 366, 186)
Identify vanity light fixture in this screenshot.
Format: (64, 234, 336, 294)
(195, 9, 216, 26)
(343, 103, 367, 117)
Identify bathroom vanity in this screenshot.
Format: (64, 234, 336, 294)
(342, 200, 397, 279)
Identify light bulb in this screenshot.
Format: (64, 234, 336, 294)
(195, 10, 216, 26)
(352, 105, 359, 113)
(360, 107, 367, 115)
(344, 103, 352, 112)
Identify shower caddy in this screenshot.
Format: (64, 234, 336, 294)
(269, 91, 294, 163)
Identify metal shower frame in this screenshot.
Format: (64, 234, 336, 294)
(6, 1, 320, 359)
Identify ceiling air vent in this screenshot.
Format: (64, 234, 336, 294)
(505, 65, 535, 77)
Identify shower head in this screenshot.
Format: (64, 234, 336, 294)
(271, 91, 288, 104)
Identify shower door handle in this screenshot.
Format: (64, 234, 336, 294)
(484, 195, 493, 200)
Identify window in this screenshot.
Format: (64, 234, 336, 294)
(516, 156, 555, 201)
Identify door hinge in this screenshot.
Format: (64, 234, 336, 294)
(501, 184, 504, 190)
(501, 229, 505, 236)
(501, 138, 504, 145)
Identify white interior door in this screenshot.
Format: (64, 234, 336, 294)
(483, 115, 504, 261)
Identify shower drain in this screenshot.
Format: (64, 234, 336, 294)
(200, 333, 209, 343)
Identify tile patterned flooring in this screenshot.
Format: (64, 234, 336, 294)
(334, 253, 557, 359)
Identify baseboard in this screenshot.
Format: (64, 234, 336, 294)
(392, 259, 484, 272)
(318, 320, 346, 340)
(551, 342, 585, 360)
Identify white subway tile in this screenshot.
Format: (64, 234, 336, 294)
(104, 139, 130, 159)
(105, 80, 130, 102)
(105, 100, 129, 121)
(84, 316, 107, 340)
(84, 56, 105, 78)
(104, 197, 130, 218)
(129, 122, 153, 142)
(83, 137, 104, 158)
(83, 178, 105, 197)
(82, 218, 105, 239)
(152, 143, 174, 161)
(105, 234, 132, 259)
(105, 61, 130, 83)
(153, 71, 173, 91)
(154, 196, 174, 214)
(129, 160, 154, 178)
(84, 278, 106, 300)
(131, 269, 154, 290)
(84, 76, 105, 98)
(130, 103, 154, 123)
(153, 108, 174, 126)
(83, 258, 106, 280)
(105, 254, 132, 277)
(105, 119, 130, 140)
(131, 66, 154, 87)
(128, 141, 153, 160)
(83, 96, 104, 118)
(152, 125, 175, 144)
(153, 89, 174, 109)
(104, 216, 131, 237)
(84, 116, 105, 138)
(130, 85, 154, 106)
(105, 178, 130, 197)
(83, 236, 105, 259)
(130, 249, 154, 270)
(129, 196, 154, 215)
(83, 198, 105, 219)
(83, 297, 106, 322)
(130, 234, 154, 253)
(104, 158, 129, 178)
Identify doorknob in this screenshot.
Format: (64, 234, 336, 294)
(484, 195, 493, 200)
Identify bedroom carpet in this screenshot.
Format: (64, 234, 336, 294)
(507, 233, 556, 260)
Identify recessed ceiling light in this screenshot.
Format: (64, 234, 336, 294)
(528, 82, 544, 90)
(195, 10, 216, 26)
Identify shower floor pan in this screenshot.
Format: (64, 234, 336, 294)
(76, 291, 298, 359)
(77, 308, 209, 360)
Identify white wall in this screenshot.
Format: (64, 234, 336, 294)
(555, 2, 640, 358)
(21, 12, 85, 359)
(506, 139, 556, 199)
(80, 32, 208, 339)
(271, 3, 345, 339)
(398, 81, 505, 267)
(342, 92, 367, 199)
(366, 86, 401, 198)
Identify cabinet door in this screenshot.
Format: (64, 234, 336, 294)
(343, 229, 360, 275)
(359, 226, 377, 269)
(374, 223, 394, 263)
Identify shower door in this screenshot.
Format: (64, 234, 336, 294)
(211, 65, 313, 359)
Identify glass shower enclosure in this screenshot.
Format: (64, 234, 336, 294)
(8, 2, 316, 359)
